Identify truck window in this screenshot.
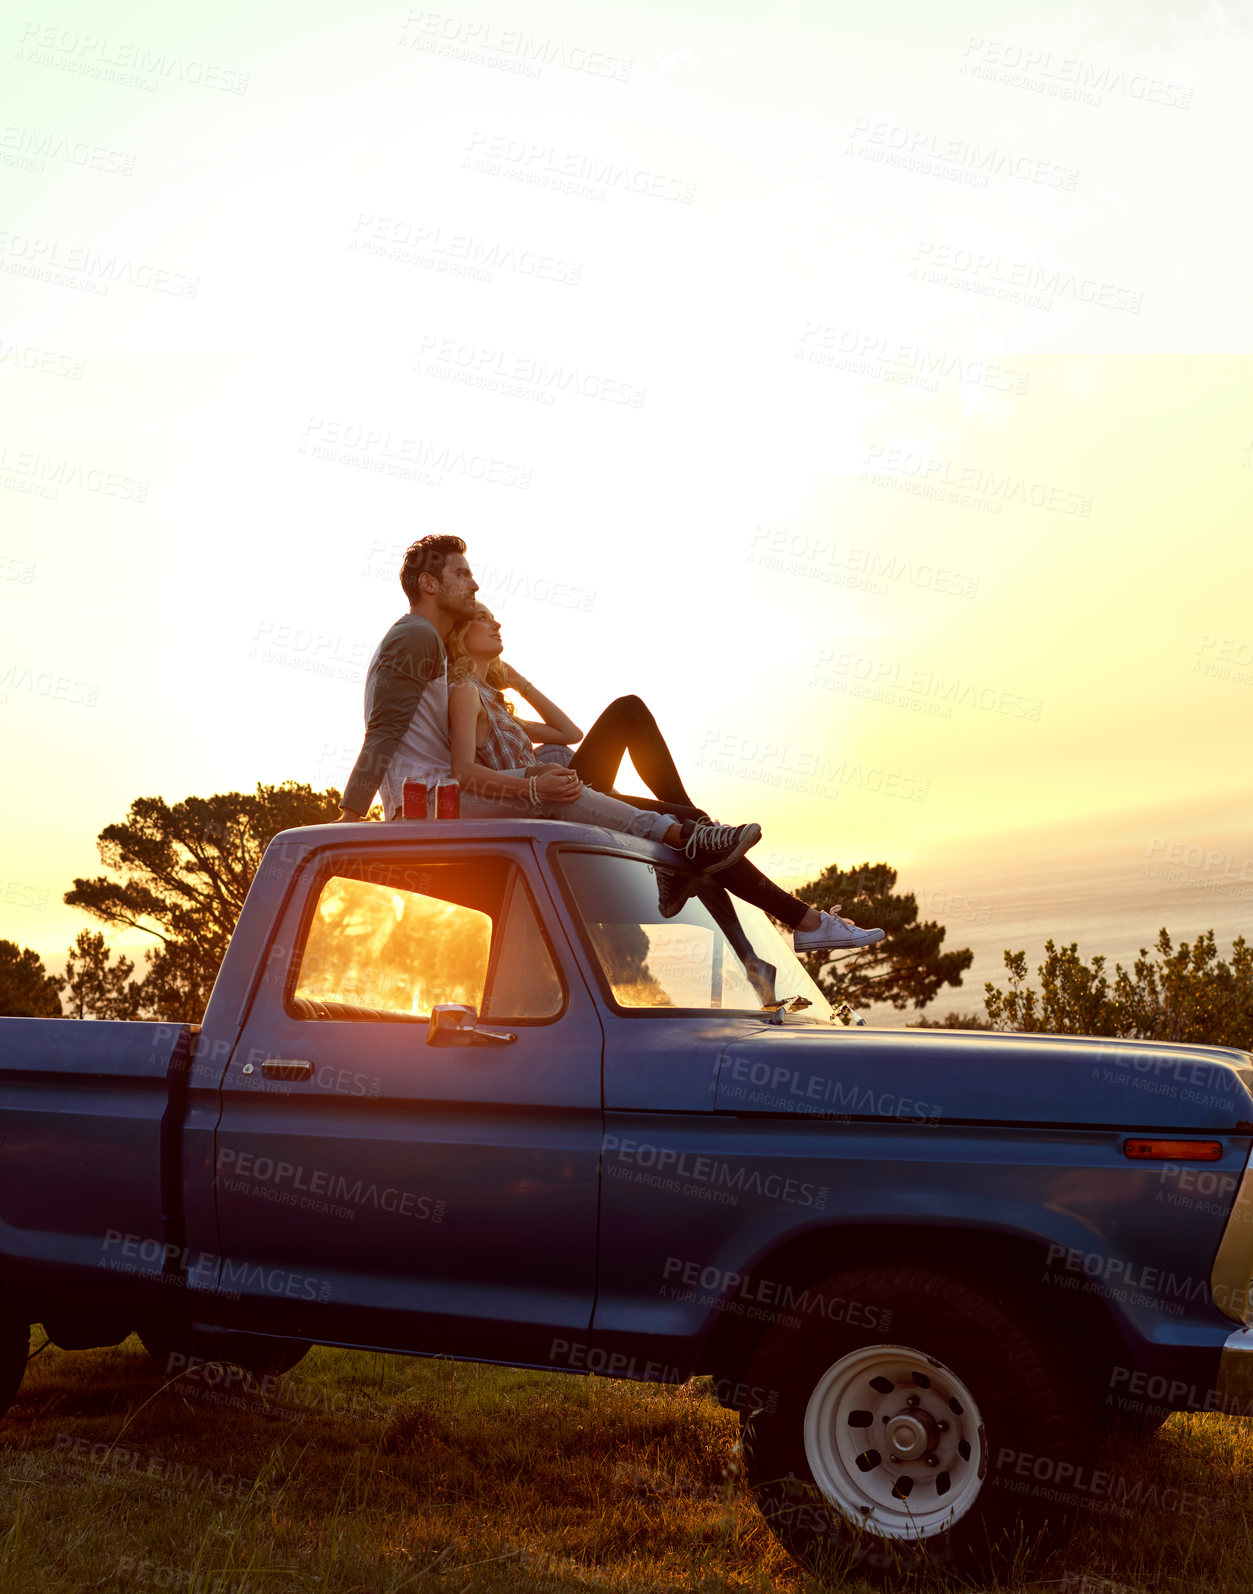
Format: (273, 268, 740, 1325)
(290, 858, 563, 1023)
(557, 851, 764, 1011)
(558, 849, 834, 1018)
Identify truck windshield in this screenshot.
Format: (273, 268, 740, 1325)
(558, 850, 834, 1020)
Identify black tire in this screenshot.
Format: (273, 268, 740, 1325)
(0, 1317, 28, 1423)
(738, 1262, 1091, 1582)
(139, 1329, 310, 1382)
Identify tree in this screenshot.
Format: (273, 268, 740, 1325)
(0, 940, 64, 1017)
(792, 862, 974, 1011)
(910, 1012, 993, 1030)
(62, 929, 144, 1020)
(65, 782, 345, 1023)
(983, 930, 1253, 1050)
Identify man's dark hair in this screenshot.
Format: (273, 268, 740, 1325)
(400, 534, 467, 604)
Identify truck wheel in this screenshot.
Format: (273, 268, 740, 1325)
(0, 1316, 28, 1423)
(139, 1330, 310, 1382)
(738, 1263, 1088, 1581)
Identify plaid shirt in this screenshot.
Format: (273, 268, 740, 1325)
(471, 677, 536, 771)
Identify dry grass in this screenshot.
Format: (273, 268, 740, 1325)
(0, 1335, 1251, 1592)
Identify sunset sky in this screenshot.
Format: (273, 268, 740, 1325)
(2, 1, 1250, 1021)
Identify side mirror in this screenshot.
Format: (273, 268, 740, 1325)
(426, 1003, 517, 1047)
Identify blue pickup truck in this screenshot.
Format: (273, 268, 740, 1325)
(3, 817, 1253, 1578)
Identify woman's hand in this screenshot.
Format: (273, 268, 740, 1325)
(503, 662, 530, 693)
(532, 764, 583, 803)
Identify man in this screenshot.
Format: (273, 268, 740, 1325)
(338, 535, 758, 875)
(338, 534, 476, 823)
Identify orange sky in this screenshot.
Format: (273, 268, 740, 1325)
(2, 3, 1249, 1018)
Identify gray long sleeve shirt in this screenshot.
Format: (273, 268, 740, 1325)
(341, 613, 447, 816)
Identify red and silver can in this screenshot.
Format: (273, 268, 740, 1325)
(402, 780, 428, 819)
(436, 780, 460, 819)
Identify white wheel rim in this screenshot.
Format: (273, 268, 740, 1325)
(803, 1343, 986, 1540)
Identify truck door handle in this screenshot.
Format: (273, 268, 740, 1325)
(259, 1058, 315, 1080)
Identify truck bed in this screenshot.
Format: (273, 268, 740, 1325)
(0, 1018, 195, 1315)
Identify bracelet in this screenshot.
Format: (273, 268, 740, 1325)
(527, 774, 539, 806)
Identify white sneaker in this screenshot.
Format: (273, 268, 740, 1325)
(793, 912, 886, 951)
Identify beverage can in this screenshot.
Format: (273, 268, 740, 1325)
(402, 780, 428, 819)
(436, 781, 460, 819)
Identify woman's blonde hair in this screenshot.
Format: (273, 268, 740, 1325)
(446, 612, 511, 696)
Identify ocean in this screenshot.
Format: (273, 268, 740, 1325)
(843, 809, 1252, 1029)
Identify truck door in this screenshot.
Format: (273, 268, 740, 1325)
(205, 840, 603, 1367)
(549, 846, 806, 1376)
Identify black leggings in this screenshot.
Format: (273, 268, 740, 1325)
(570, 693, 698, 807)
(570, 696, 809, 931)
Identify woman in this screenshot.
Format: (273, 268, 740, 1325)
(447, 603, 884, 955)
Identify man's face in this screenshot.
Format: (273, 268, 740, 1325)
(430, 554, 478, 619)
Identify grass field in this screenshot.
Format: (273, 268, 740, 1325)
(1, 1334, 1251, 1594)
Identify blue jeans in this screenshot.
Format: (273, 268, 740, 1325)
(458, 768, 677, 845)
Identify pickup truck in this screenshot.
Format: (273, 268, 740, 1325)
(3, 816, 1253, 1579)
